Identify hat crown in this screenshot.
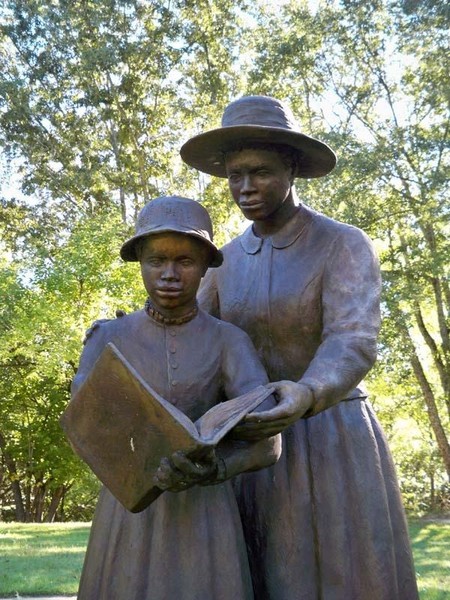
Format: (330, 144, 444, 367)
(135, 196, 213, 242)
(179, 95, 336, 179)
(222, 96, 299, 132)
(120, 195, 223, 266)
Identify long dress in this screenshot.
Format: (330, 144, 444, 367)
(71, 308, 271, 600)
(198, 204, 419, 600)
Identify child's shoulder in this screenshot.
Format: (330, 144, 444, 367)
(83, 309, 145, 345)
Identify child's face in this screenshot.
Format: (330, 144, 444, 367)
(140, 232, 210, 317)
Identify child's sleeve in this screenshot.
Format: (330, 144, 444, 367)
(207, 322, 282, 481)
(219, 322, 270, 399)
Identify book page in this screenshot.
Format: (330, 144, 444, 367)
(195, 385, 274, 445)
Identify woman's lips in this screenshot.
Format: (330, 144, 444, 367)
(239, 200, 264, 210)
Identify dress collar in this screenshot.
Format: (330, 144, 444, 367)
(239, 204, 314, 255)
(144, 298, 198, 325)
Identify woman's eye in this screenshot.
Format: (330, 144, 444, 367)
(179, 259, 193, 267)
(227, 173, 241, 183)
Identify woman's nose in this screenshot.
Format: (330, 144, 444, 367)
(240, 174, 255, 193)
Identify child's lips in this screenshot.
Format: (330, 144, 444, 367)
(156, 287, 183, 297)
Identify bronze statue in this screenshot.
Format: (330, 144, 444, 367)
(68, 195, 281, 599)
(181, 96, 419, 599)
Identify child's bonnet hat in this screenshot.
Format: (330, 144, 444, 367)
(120, 195, 223, 267)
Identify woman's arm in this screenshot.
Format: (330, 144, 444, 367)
(299, 226, 381, 414)
(198, 268, 220, 317)
(71, 322, 111, 395)
(238, 226, 381, 436)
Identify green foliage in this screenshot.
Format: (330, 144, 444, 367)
(0, 0, 448, 519)
(0, 205, 143, 521)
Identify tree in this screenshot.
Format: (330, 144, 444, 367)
(0, 205, 142, 521)
(244, 0, 450, 481)
(0, 0, 250, 520)
(0, 0, 448, 518)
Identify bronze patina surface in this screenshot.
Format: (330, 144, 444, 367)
(187, 96, 419, 599)
(64, 196, 281, 599)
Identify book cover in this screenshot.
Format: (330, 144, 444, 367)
(60, 342, 272, 512)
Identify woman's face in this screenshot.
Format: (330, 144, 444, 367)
(139, 233, 209, 317)
(225, 148, 294, 222)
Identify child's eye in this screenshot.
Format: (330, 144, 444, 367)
(147, 258, 163, 266)
(179, 259, 194, 267)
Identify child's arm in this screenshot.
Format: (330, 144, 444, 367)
(153, 434, 281, 492)
(213, 434, 282, 481)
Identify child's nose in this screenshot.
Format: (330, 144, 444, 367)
(161, 262, 178, 280)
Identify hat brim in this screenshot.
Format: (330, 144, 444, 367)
(120, 227, 223, 268)
(180, 125, 337, 178)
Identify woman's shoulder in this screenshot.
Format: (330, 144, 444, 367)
(306, 205, 375, 251)
(197, 309, 255, 345)
(306, 205, 366, 236)
(219, 225, 253, 256)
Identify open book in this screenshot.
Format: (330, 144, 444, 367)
(60, 342, 272, 513)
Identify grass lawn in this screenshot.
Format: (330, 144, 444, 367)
(0, 519, 449, 598)
(409, 519, 450, 600)
(0, 522, 89, 597)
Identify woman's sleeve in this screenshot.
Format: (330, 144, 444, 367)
(300, 226, 381, 415)
(198, 268, 220, 318)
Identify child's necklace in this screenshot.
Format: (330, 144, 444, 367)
(144, 298, 198, 326)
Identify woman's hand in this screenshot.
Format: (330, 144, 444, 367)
(233, 381, 314, 440)
(153, 448, 219, 492)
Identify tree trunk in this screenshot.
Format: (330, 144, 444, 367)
(32, 481, 46, 523)
(407, 336, 450, 480)
(0, 432, 26, 521)
(45, 485, 66, 522)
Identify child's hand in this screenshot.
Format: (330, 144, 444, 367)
(153, 448, 218, 492)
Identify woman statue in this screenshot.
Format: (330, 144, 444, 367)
(180, 96, 419, 600)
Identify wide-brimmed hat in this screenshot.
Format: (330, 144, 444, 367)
(120, 196, 223, 267)
(180, 95, 336, 178)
